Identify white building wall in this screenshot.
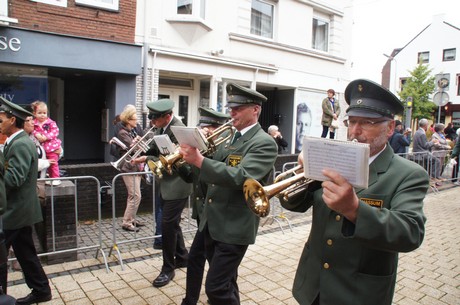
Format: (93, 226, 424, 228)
(389, 14, 460, 106)
(135, 0, 354, 148)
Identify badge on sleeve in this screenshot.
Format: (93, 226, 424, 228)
(228, 155, 242, 167)
(360, 197, 383, 209)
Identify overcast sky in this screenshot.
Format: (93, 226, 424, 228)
(350, 0, 460, 83)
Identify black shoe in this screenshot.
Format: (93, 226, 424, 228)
(152, 271, 175, 287)
(122, 225, 140, 232)
(16, 292, 52, 304)
(175, 259, 188, 269)
(153, 243, 162, 250)
(132, 221, 145, 227)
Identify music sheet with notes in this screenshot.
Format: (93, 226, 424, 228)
(170, 126, 209, 151)
(302, 137, 370, 189)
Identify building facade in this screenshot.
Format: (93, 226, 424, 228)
(0, 0, 141, 162)
(136, 0, 353, 153)
(382, 14, 460, 126)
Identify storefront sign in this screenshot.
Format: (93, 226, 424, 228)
(0, 35, 21, 52)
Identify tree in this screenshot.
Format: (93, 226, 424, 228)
(398, 62, 436, 121)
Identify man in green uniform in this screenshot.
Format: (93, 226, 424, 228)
(133, 99, 193, 287)
(182, 107, 230, 305)
(282, 79, 429, 305)
(180, 83, 278, 305)
(0, 97, 52, 304)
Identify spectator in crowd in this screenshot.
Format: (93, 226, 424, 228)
(115, 105, 145, 232)
(31, 101, 62, 186)
(0, 97, 52, 304)
(443, 122, 456, 141)
(431, 123, 452, 182)
(451, 128, 460, 186)
(389, 120, 411, 154)
(321, 89, 341, 139)
(296, 103, 312, 153)
(413, 119, 441, 185)
(268, 125, 288, 154)
(282, 79, 428, 305)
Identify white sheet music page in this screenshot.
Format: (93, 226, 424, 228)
(170, 126, 208, 151)
(153, 134, 176, 155)
(302, 136, 370, 189)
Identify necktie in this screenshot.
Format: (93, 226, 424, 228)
(159, 128, 164, 134)
(231, 131, 241, 145)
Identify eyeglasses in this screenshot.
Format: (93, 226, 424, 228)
(344, 118, 390, 130)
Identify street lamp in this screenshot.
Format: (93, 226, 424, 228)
(383, 53, 397, 94)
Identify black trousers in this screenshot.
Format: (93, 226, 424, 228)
(160, 196, 189, 274)
(182, 225, 206, 305)
(321, 125, 335, 139)
(0, 226, 50, 295)
(203, 225, 248, 305)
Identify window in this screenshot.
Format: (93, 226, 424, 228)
(250, 0, 274, 39)
(457, 74, 460, 96)
(75, 0, 118, 11)
(177, 0, 205, 19)
(312, 18, 329, 52)
(418, 51, 429, 64)
(443, 48, 456, 61)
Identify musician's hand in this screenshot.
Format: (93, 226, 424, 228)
(179, 144, 204, 168)
(321, 169, 359, 223)
(297, 151, 304, 167)
(131, 155, 147, 164)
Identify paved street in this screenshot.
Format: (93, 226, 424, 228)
(6, 187, 460, 304)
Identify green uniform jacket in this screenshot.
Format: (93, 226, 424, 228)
(3, 131, 42, 230)
(321, 97, 341, 126)
(282, 145, 428, 305)
(146, 116, 193, 200)
(198, 123, 277, 245)
(0, 151, 6, 215)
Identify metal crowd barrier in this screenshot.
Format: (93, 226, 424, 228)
(106, 171, 193, 270)
(395, 149, 455, 193)
(261, 162, 297, 233)
(8, 176, 110, 273)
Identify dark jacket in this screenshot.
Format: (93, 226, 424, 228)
(389, 131, 410, 154)
(3, 131, 42, 230)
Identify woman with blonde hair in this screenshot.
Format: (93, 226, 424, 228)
(116, 104, 144, 232)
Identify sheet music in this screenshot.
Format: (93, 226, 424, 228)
(170, 126, 208, 151)
(153, 134, 175, 155)
(302, 136, 370, 189)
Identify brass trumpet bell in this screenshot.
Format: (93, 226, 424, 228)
(244, 168, 313, 217)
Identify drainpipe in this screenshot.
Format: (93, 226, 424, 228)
(141, 0, 149, 129)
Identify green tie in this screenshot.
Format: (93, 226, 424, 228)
(231, 131, 241, 145)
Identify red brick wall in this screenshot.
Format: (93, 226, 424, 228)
(9, 0, 136, 43)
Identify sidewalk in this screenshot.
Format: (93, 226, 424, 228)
(6, 187, 460, 304)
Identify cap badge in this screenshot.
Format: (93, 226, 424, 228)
(357, 99, 363, 105)
(358, 84, 363, 92)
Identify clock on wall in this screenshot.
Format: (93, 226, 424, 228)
(438, 77, 449, 89)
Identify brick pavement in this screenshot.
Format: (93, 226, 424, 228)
(6, 187, 460, 304)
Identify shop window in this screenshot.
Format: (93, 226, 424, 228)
(75, 0, 118, 11)
(312, 18, 329, 52)
(443, 48, 456, 61)
(250, 0, 274, 39)
(177, 0, 205, 19)
(30, 0, 67, 7)
(418, 51, 429, 64)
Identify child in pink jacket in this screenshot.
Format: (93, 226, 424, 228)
(32, 101, 62, 185)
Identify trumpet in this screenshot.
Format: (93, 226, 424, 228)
(111, 126, 155, 170)
(243, 165, 313, 217)
(159, 119, 235, 175)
